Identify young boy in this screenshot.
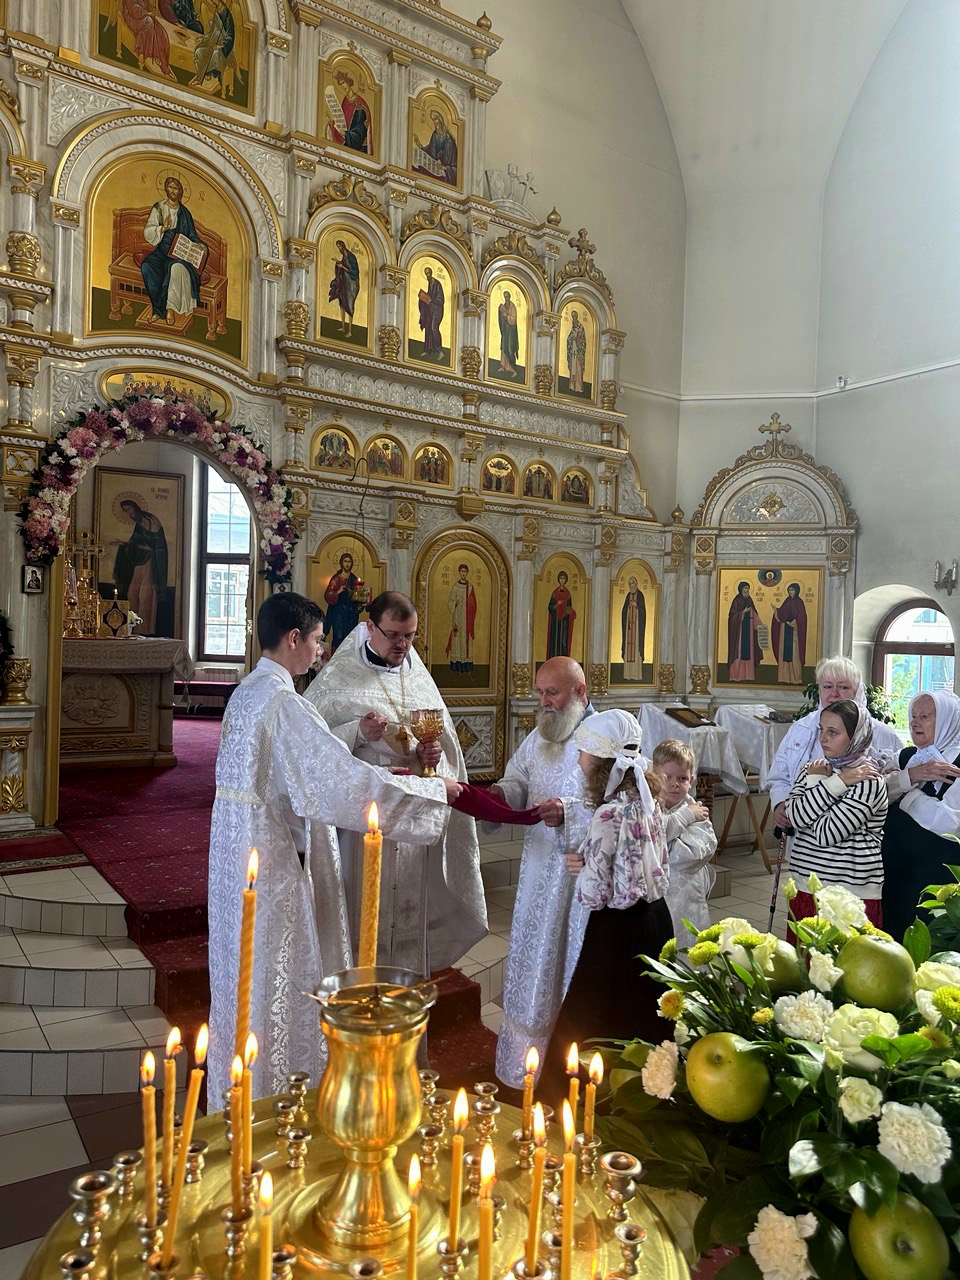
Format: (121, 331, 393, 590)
(652, 739, 718, 939)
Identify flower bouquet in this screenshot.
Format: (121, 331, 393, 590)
(598, 878, 960, 1280)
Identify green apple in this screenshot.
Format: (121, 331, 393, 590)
(849, 1192, 949, 1280)
(838, 935, 916, 1011)
(765, 938, 806, 994)
(684, 1032, 770, 1122)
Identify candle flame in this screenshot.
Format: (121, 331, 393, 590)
(453, 1086, 469, 1132)
(562, 1099, 575, 1151)
(533, 1102, 546, 1145)
(231, 1055, 243, 1087)
(141, 1051, 155, 1085)
(247, 848, 259, 890)
(367, 802, 380, 833)
(479, 1142, 496, 1195)
(165, 1027, 181, 1058)
(195, 1023, 209, 1067)
(566, 1042, 579, 1076)
(259, 1170, 273, 1213)
(524, 1046, 539, 1076)
(408, 1153, 421, 1199)
(244, 1031, 258, 1068)
(589, 1052, 603, 1086)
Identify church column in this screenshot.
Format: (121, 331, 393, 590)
(12, 56, 45, 159)
(460, 290, 486, 399)
(282, 397, 310, 470)
(386, 51, 411, 170)
(658, 508, 688, 697)
(377, 266, 406, 362)
(258, 259, 284, 380)
(467, 86, 493, 197)
(290, 151, 316, 245)
(599, 328, 626, 413)
(283, 238, 316, 381)
(686, 534, 715, 707)
(533, 312, 559, 397)
(4, 156, 45, 332)
(589, 530, 614, 705)
(512, 516, 538, 674)
(292, 13, 321, 138)
(50, 202, 81, 340)
(264, 30, 292, 135)
(57, 4, 82, 56)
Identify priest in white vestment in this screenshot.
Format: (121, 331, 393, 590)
(208, 593, 460, 1098)
(490, 657, 594, 1089)
(305, 592, 487, 975)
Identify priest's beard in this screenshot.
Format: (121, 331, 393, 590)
(537, 699, 584, 753)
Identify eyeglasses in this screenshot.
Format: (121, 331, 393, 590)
(374, 622, 419, 644)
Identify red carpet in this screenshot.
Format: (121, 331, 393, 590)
(0, 829, 87, 875)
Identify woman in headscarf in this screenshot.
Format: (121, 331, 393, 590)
(540, 709, 672, 1098)
(784, 699, 888, 932)
(767, 655, 903, 832)
(881, 690, 960, 941)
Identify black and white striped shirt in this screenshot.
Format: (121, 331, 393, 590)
(785, 764, 888, 897)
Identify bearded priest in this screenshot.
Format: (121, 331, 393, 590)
(207, 592, 460, 1098)
(305, 591, 487, 976)
(490, 656, 594, 1089)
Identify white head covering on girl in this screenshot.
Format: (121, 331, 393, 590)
(908, 690, 960, 767)
(823, 700, 875, 770)
(574, 708, 656, 815)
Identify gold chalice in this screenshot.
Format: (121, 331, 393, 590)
(410, 709, 445, 776)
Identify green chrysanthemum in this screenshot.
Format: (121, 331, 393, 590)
(695, 924, 723, 943)
(936, 884, 960, 902)
(752, 1008, 774, 1025)
(918, 1026, 952, 1050)
(659, 938, 678, 963)
(859, 923, 894, 941)
(732, 931, 765, 949)
(931, 985, 960, 1022)
(658, 990, 685, 1020)
(688, 941, 721, 966)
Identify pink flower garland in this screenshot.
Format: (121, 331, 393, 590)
(20, 398, 298, 584)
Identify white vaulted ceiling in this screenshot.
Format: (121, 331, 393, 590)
(621, 0, 907, 193)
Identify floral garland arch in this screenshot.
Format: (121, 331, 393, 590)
(19, 396, 298, 584)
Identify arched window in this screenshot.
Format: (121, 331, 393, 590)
(872, 598, 955, 731)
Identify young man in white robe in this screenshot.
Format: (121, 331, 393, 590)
(304, 592, 486, 976)
(488, 656, 594, 1089)
(207, 592, 461, 1098)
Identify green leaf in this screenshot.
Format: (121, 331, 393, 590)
(648, 1118, 710, 1169)
(850, 1149, 900, 1214)
(778, 1076, 809, 1104)
(890, 1033, 935, 1062)
(729, 961, 756, 988)
(859, 1034, 899, 1067)
(788, 1133, 847, 1179)
(695, 1175, 778, 1249)
(620, 1041, 652, 1069)
(715, 1257, 763, 1280)
(807, 1216, 859, 1280)
(903, 919, 932, 966)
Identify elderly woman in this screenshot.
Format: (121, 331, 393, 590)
(881, 690, 960, 941)
(767, 655, 903, 831)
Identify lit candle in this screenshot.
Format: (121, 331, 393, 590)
(446, 1087, 468, 1249)
(522, 1046, 539, 1139)
(358, 803, 383, 968)
(524, 1103, 547, 1272)
(162, 1024, 208, 1266)
(258, 1171, 273, 1280)
(561, 1099, 576, 1280)
(140, 1051, 158, 1229)
(242, 1032, 258, 1178)
(236, 849, 259, 1059)
(407, 1154, 421, 1280)
(230, 1055, 244, 1214)
(161, 1027, 181, 1195)
(566, 1043, 580, 1129)
(478, 1143, 495, 1280)
(584, 1053, 603, 1142)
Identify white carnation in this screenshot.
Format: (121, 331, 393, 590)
(774, 990, 834, 1042)
(814, 885, 867, 934)
(823, 1004, 898, 1072)
(916, 989, 941, 1026)
(808, 949, 843, 992)
(641, 1040, 678, 1100)
(838, 1077, 883, 1124)
(747, 1204, 817, 1280)
(877, 1101, 952, 1183)
(915, 960, 960, 992)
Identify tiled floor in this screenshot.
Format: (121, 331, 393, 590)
(0, 868, 125, 905)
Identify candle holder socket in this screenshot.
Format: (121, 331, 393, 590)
(539, 1105, 555, 1132)
(242, 1159, 263, 1209)
(272, 1244, 299, 1280)
(513, 1128, 535, 1171)
(418, 1068, 439, 1106)
(464, 1149, 483, 1197)
(511, 1259, 548, 1280)
(286, 1125, 311, 1169)
(600, 1151, 643, 1223)
(221, 1089, 234, 1144)
(58, 1250, 95, 1280)
(542, 1153, 562, 1198)
(492, 1192, 506, 1242)
(547, 1189, 564, 1232)
(136, 1211, 166, 1263)
(68, 1170, 116, 1250)
(220, 1204, 253, 1258)
(472, 1080, 498, 1101)
(472, 1097, 500, 1145)
(611, 1222, 647, 1279)
(436, 1237, 467, 1279)
(147, 1250, 180, 1278)
(112, 1149, 142, 1200)
(417, 1122, 442, 1167)
(347, 1258, 382, 1280)
(576, 1133, 601, 1179)
(541, 1230, 562, 1276)
(287, 1070, 311, 1122)
(428, 1090, 450, 1132)
(273, 1096, 298, 1140)
(185, 1139, 208, 1184)
(173, 1114, 183, 1158)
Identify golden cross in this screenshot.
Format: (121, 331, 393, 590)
(758, 412, 791, 448)
(568, 228, 596, 258)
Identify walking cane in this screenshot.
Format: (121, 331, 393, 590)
(767, 825, 794, 933)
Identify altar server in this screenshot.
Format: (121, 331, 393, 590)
(490, 657, 594, 1088)
(305, 591, 486, 975)
(207, 593, 459, 1098)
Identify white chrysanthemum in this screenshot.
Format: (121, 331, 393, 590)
(838, 1077, 883, 1124)
(641, 1040, 679, 1100)
(674, 1019, 692, 1048)
(916, 989, 941, 1026)
(915, 961, 960, 992)
(774, 990, 834, 1042)
(877, 1102, 952, 1183)
(717, 917, 753, 954)
(814, 885, 868, 934)
(823, 1004, 898, 1072)
(939, 1059, 960, 1081)
(747, 1205, 817, 1280)
(808, 950, 843, 993)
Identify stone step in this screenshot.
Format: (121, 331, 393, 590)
(0, 892, 127, 939)
(0, 931, 154, 1008)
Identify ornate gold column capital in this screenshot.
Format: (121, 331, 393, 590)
(588, 664, 608, 698)
(657, 663, 676, 695)
(378, 324, 402, 361)
(689, 665, 711, 696)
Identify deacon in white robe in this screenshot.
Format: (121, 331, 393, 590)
(208, 593, 456, 1099)
(490, 657, 594, 1088)
(305, 593, 487, 975)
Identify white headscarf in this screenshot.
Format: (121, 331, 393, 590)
(908, 690, 960, 766)
(574, 708, 656, 815)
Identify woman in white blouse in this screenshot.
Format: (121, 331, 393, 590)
(881, 690, 960, 940)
